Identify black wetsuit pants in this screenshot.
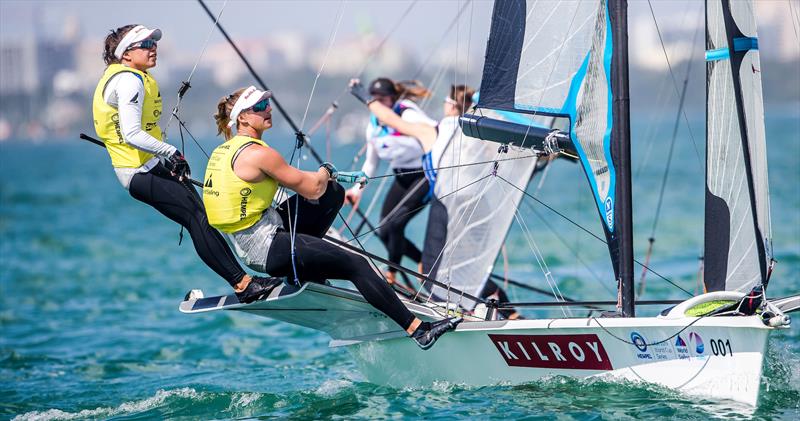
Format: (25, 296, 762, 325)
(129, 163, 246, 287)
(264, 182, 416, 330)
(377, 168, 429, 273)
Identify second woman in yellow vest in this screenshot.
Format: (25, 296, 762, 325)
(205, 86, 461, 350)
(92, 24, 279, 303)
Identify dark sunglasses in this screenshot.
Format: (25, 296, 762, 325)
(127, 39, 157, 51)
(250, 98, 270, 112)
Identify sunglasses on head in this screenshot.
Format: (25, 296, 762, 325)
(250, 98, 270, 112)
(127, 39, 157, 51)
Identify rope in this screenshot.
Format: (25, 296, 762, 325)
(590, 315, 707, 348)
(646, 0, 703, 167)
(367, 153, 538, 180)
(494, 174, 694, 297)
(638, 20, 700, 298)
(164, 0, 228, 137)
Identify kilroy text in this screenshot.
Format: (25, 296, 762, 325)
(488, 334, 613, 370)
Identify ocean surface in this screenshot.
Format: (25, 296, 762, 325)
(1, 113, 798, 420)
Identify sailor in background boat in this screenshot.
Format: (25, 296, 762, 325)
(344, 78, 438, 286)
(91, 25, 274, 304)
(204, 86, 461, 349)
(350, 81, 522, 319)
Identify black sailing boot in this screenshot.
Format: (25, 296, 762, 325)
(410, 317, 463, 350)
(236, 276, 284, 304)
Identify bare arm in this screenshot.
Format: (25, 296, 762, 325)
(234, 143, 330, 200)
(367, 101, 438, 152)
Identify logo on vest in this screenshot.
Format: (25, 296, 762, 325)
(205, 176, 213, 188)
(489, 334, 612, 370)
(239, 188, 252, 220)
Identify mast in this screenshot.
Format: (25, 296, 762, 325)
(610, 0, 635, 316)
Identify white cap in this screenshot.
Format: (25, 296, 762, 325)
(114, 25, 162, 59)
(227, 86, 272, 128)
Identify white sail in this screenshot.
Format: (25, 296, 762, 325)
(423, 115, 537, 307)
(704, 0, 772, 292)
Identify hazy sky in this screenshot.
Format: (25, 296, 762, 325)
(0, 1, 495, 59)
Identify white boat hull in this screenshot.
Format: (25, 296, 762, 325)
(180, 282, 776, 406)
(343, 316, 770, 406)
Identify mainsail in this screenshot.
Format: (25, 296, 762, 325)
(462, 0, 622, 279)
(704, 0, 773, 292)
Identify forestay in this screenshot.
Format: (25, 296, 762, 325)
(704, 0, 772, 292)
(472, 0, 621, 277)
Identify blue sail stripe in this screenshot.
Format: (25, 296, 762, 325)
(733, 36, 758, 52)
(705, 48, 730, 61)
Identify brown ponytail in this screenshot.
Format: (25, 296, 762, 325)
(103, 24, 137, 65)
(214, 88, 247, 140)
(450, 84, 476, 115)
(395, 80, 431, 102)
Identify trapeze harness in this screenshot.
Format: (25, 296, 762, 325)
(204, 135, 417, 329)
(92, 64, 246, 287)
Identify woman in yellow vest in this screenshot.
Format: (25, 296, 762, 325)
(92, 24, 279, 303)
(205, 85, 461, 350)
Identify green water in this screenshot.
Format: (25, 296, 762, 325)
(1, 114, 798, 419)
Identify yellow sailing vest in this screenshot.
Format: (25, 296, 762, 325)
(92, 64, 163, 168)
(204, 135, 278, 233)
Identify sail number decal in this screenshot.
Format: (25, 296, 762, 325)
(709, 338, 733, 357)
(488, 334, 612, 370)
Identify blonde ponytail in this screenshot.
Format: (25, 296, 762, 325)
(396, 80, 431, 102)
(213, 88, 246, 140)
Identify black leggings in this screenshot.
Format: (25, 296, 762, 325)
(129, 163, 246, 287)
(265, 182, 416, 330)
(378, 169, 429, 273)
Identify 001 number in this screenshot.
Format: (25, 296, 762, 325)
(709, 338, 733, 356)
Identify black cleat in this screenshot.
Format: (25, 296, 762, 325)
(410, 317, 462, 350)
(236, 276, 284, 304)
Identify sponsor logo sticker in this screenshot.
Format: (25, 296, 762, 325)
(488, 334, 612, 370)
(689, 332, 705, 355)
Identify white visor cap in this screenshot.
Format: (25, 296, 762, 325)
(114, 25, 162, 59)
(227, 86, 272, 128)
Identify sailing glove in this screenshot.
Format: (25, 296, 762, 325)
(166, 150, 191, 180)
(349, 81, 372, 105)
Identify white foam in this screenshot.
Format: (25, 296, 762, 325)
(228, 392, 261, 409)
(13, 388, 204, 421)
(314, 379, 352, 397)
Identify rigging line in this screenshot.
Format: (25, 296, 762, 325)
(196, 0, 308, 142)
(367, 153, 539, 180)
(494, 174, 694, 297)
(634, 2, 696, 178)
(501, 181, 571, 317)
(788, 0, 800, 43)
(300, 0, 346, 130)
(164, 0, 229, 136)
(647, 0, 703, 167)
(639, 19, 702, 296)
(354, 0, 419, 79)
(426, 161, 499, 301)
(352, 169, 390, 236)
(325, 227, 487, 305)
(522, 200, 615, 296)
(356, 176, 428, 245)
(174, 116, 211, 159)
(346, 173, 493, 245)
(411, 0, 472, 80)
